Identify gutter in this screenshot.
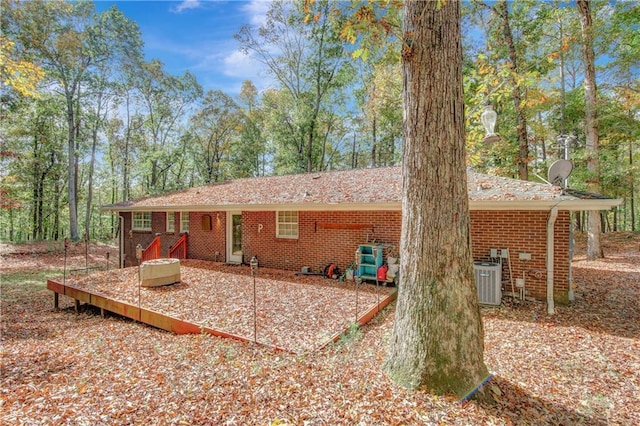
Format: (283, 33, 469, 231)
(470, 198, 623, 211)
(101, 198, 623, 214)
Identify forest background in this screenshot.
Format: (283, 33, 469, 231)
(1, 0, 638, 243)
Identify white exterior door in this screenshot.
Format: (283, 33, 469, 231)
(227, 211, 243, 263)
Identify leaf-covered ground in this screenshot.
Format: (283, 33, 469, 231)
(1, 234, 639, 425)
(58, 260, 395, 353)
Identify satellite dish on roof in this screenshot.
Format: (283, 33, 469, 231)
(547, 159, 573, 186)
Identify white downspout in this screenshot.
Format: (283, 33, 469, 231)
(119, 215, 125, 268)
(546, 206, 558, 315)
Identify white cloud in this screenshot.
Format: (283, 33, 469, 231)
(164, 40, 272, 94)
(240, 0, 271, 27)
(148, 0, 276, 94)
(222, 49, 274, 93)
(171, 0, 202, 14)
(223, 50, 259, 76)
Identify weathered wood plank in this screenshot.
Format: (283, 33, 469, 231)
(47, 279, 65, 294)
(317, 223, 373, 230)
(64, 286, 91, 303)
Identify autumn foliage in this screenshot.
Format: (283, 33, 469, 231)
(1, 234, 639, 424)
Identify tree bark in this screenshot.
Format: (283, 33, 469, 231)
(371, 115, 377, 168)
(31, 135, 41, 240)
(65, 87, 79, 241)
(577, 0, 603, 259)
(558, 18, 568, 136)
(630, 140, 635, 232)
(53, 174, 61, 240)
(351, 132, 358, 169)
(123, 94, 132, 202)
(496, 0, 529, 180)
(85, 88, 108, 240)
(384, 0, 489, 397)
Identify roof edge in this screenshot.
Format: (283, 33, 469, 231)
(102, 197, 623, 213)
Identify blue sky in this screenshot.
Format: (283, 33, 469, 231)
(94, 0, 274, 94)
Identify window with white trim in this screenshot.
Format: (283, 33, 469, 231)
(133, 212, 152, 231)
(166, 212, 175, 232)
(276, 211, 298, 239)
(180, 211, 190, 232)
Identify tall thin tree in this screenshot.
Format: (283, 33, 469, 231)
(577, 0, 603, 258)
(495, 0, 530, 180)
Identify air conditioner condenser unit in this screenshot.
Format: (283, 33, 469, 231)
(473, 262, 502, 305)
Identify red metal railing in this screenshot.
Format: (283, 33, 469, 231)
(142, 236, 161, 262)
(169, 234, 188, 260)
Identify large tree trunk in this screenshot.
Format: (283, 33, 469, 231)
(384, 0, 488, 397)
(577, 0, 603, 259)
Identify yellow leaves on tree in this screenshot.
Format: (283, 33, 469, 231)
(0, 36, 44, 98)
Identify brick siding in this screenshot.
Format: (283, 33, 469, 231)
(470, 210, 570, 302)
(120, 209, 570, 302)
(187, 212, 226, 261)
(242, 211, 402, 272)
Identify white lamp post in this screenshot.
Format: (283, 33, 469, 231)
(136, 244, 143, 321)
(250, 256, 259, 343)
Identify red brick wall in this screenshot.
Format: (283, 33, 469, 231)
(120, 212, 170, 267)
(187, 211, 226, 261)
(470, 210, 570, 301)
(119, 211, 225, 265)
(120, 209, 570, 301)
(242, 211, 402, 272)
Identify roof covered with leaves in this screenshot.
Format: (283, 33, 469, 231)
(104, 166, 621, 212)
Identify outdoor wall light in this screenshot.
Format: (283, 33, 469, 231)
(481, 104, 500, 143)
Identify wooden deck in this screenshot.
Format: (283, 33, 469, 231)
(47, 263, 396, 353)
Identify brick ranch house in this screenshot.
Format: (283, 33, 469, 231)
(103, 166, 621, 310)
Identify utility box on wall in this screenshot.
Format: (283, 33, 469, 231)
(473, 261, 502, 305)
